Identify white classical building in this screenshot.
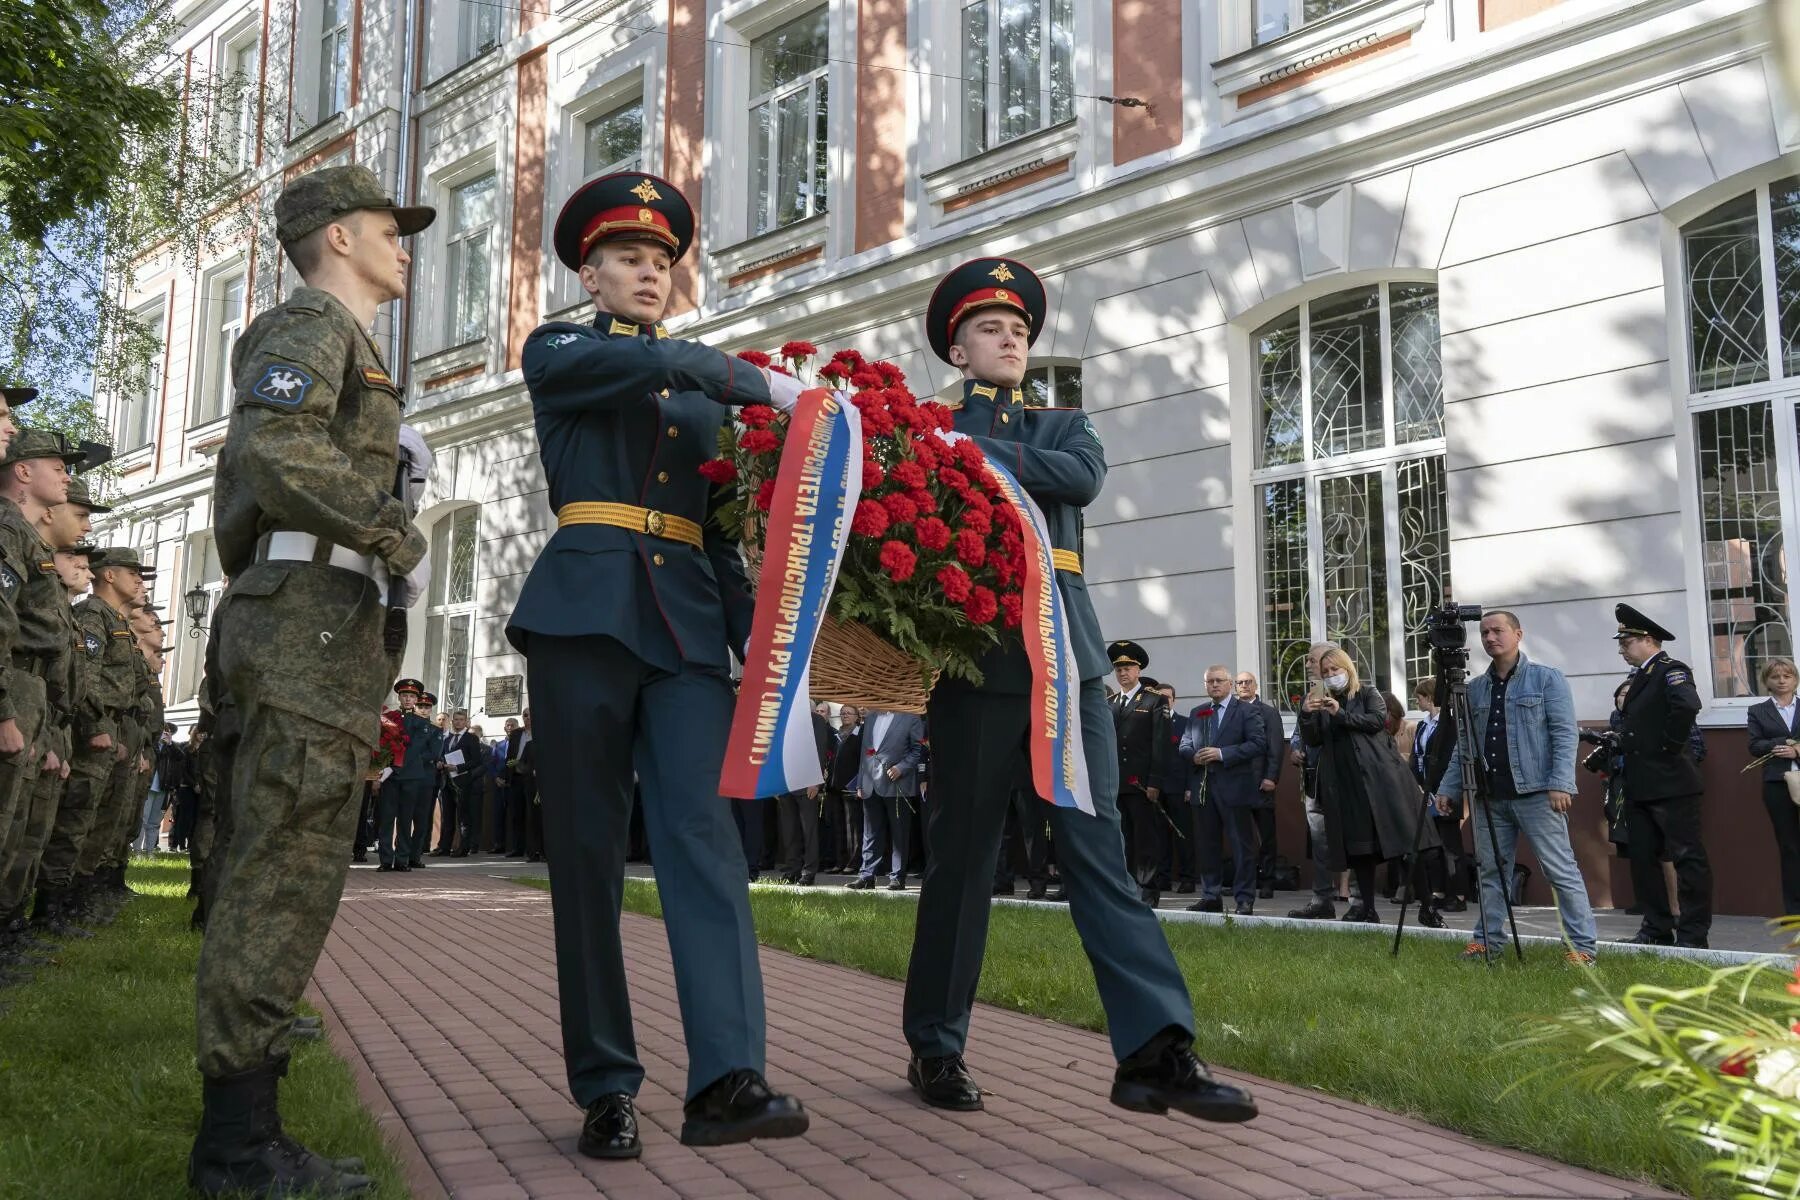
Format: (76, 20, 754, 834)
(110, 0, 1798, 908)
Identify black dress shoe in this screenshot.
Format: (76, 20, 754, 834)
(679, 1069, 808, 1147)
(908, 1054, 983, 1111)
(393, 863, 410, 872)
(1234, 903, 1254, 917)
(1417, 906, 1446, 929)
(450, 849, 470, 859)
(1025, 882, 1047, 900)
(846, 877, 874, 890)
(887, 878, 907, 891)
(797, 874, 816, 887)
(376, 863, 393, 873)
(1257, 886, 1274, 900)
(579, 1093, 641, 1159)
(1111, 1031, 1257, 1124)
(429, 849, 449, 857)
(1624, 931, 1674, 946)
(1046, 885, 1068, 902)
(1185, 897, 1223, 913)
(1139, 887, 1161, 908)
(1175, 882, 1196, 895)
(1440, 897, 1467, 913)
(1341, 902, 1370, 922)
(1287, 899, 1333, 919)
(409, 860, 426, 869)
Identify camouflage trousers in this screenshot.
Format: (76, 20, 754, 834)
(99, 750, 153, 871)
(195, 565, 388, 1077)
(0, 765, 65, 914)
(0, 676, 49, 904)
(36, 741, 111, 890)
(77, 749, 138, 877)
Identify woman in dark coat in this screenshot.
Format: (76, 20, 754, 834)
(1299, 648, 1437, 923)
(1746, 657, 1800, 916)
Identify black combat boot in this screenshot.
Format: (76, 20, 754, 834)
(28, 885, 93, 940)
(3, 910, 52, 960)
(189, 1060, 373, 1197)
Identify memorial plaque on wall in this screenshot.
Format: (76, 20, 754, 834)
(483, 674, 523, 717)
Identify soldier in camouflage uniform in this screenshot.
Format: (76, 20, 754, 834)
(27, 541, 102, 938)
(189, 164, 432, 1198)
(0, 431, 86, 977)
(66, 546, 150, 925)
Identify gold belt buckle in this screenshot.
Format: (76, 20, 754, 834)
(643, 509, 667, 537)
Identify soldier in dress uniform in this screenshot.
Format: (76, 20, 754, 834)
(897, 258, 1254, 1126)
(1613, 603, 1713, 948)
(505, 171, 808, 1159)
(377, 678, 436, 871)
(190, 164, 435, 1197)
(1107, 639, 1173, 907)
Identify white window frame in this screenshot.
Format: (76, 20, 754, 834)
(1023, 361, 1083, 408)
(118, 299, 165, 452)
(1211, 0, 1433, 107)
(458, 0, 504, 65)
(745, 7, 830, 239)
(444, 172, 499, 350)
(216, 29, 260, 172)
(414, 148, 504, 366)
(316, 0, 352, 123)
(956, 0, 1074, 161)
(424, 506, 481, 713)
(1246, 281, 1448, 709)
(581, 96, 646, 178)
(192, 263, 248, 429)
(1672, 175, 1800, 714)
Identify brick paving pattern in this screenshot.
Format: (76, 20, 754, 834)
(307, 869, 1678, 1200)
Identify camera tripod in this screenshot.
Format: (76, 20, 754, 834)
(1391, 658, 1524, 964)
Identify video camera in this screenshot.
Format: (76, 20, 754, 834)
(1577, 728, 1620, 775)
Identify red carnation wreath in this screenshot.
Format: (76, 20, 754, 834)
(703, 342, 1026, 690)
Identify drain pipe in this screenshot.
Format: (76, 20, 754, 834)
(389, 0, 418, 372)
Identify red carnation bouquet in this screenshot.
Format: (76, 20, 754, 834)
(704, 342, 1027, 689)
(369, 709, 409, 782)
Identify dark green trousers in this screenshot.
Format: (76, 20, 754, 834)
(902, 678, 1194, 1061)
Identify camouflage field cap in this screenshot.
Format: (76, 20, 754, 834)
(137, 603, 174, 628)
(274, 165, 436, 246)
(3, 428, 86, 469)
(93, 545, 156, 579)
(63, 474, 112, 514)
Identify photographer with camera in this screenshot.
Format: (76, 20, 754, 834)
(1612, 604, 1712, 948)
(1436, 611, 1597, 965)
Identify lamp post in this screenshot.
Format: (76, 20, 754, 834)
(184, 584, 211, 639)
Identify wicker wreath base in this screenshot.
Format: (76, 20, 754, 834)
(808, 615, 938, 714)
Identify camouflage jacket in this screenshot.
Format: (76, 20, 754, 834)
(73, 597, 136, 744)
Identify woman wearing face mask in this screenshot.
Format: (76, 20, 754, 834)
(1299, 649, 1439, 923)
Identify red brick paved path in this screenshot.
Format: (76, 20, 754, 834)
(307, 870, 1677, 1200)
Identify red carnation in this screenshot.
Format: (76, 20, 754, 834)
(755, 479, 777, 511)
(937, 466, 971, 491)
(830, 348, 866, 370)
(875, 361, 905, 386)
(740, 404, 777, 429)
(954, 439, 987, 469)
(891, 461, 927, 490)
(908, 488, 937, 514)
(781, 340, 818, 362)
(882, 493, 919, 525)
(858, 402, 896, 437)
(736, 349, 772, 368)
(862, 459, 885, 488)
(849, 367, 883, 391)
(959, 506, 992, 535)
(852, 501, 890, 538)
(998, 530, 1024, 558)
(1000, 593, 1023, 628)
(697, 458, 738, 484)
(954, 529, 987, 568)
(913, 440, 940, 470)
(878, 540, 918, 582)
(936, 563, 972, 603)
(819, 361, 848, 382)
(994, 505, 1022, 533)
(739, 428, 780, 454)
(915, 517, 951, 552)
(963, 586, 998, 625)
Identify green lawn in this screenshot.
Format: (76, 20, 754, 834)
(0, 856, 410, 1200)
(518, 875, 1722, 1198)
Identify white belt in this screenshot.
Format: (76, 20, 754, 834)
(261, 531, 390, 604)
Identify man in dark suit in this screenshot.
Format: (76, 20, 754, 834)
(826, 706, 863, 872)
(851, 709, 925, 890)
(899, 258, 1252, 1128)
(505, 172, 807, 1156)
(1232, 671, 1284, 898)
(1110, 641, 1172, 908)
(1180, 666, 1269, 914)
(1613, 603, 1712, 948)
(438, 709, 485, 856)
(1149, 682, 1192, 893)
(776, 706, 835, 885)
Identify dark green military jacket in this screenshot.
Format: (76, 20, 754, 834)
(0, 503, 61, 743)
(0, 500, 31, 723)
(73, 597, 136, 747)
(943, 380, 1109, 692)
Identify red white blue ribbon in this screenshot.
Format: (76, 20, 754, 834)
(721, 389, 863, 799)
(976, 449, 1095, 816)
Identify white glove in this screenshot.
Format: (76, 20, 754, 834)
(377, 766, 394, 786)
(762, 368, 807, 412)
(388, 551, 430, 610)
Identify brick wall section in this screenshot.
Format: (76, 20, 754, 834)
(1482, 0, 1567, 29)
(854, 0, 907, 252)
(1112, 0, 1184, 164)
(506, 47, 548, 371)
(664, 0, 707, 317)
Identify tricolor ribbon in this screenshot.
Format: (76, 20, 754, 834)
(721, 389, 863, 799)
(975, 449, 1095, 816)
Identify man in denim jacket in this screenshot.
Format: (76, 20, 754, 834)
(1436, 611, 1597, 964)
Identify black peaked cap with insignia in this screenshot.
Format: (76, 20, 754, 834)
(1107, 640, 1150, 670)
(1, 385, 37, 409)
(394, 678, 424, 697)
(76, 440, 112, 474)
(1614, 603, 1677, 643)
(926, 257, 1047, 364)
(274, 165, 436, 247)
(552, 171, 695, 271)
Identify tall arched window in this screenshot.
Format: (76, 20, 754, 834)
(1681, 178, 1800, 698)
(423, 505, 480, 712)
(1252, 282, 1448, 710)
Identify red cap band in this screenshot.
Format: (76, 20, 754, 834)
(947, 287, 1030, 338)
(580, 205, 677, 257)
